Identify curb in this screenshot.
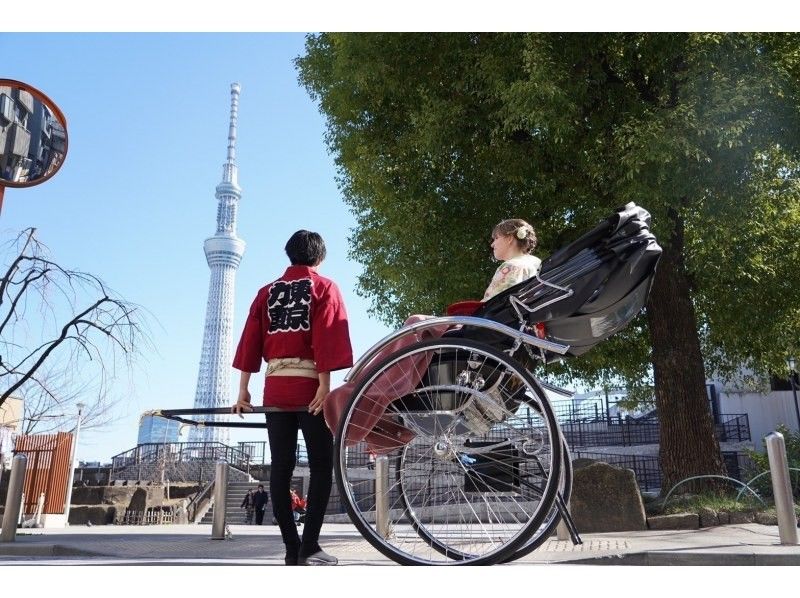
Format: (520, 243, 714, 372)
(0, 543, 104, 557)
(565, 551, 800, 566)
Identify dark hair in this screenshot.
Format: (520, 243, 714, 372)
(257, 484, 264, 489)
(285, 230, 327, 266)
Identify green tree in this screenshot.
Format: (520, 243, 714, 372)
(297, 33, 800, 492)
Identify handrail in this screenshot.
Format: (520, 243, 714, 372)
(344, 316, 570, 382)
(187, 477, 216, 524)
(109, 441, 254, 482)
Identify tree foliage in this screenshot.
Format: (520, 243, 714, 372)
(297, 33, 800, 490)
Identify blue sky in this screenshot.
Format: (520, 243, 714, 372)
(1, 33, 394, 461)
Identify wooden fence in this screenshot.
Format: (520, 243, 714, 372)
(14, 432, 73, 514)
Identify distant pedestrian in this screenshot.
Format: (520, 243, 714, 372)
(252, 484, 269, 525)
(241, 488, 255, 524)
(290, 488, 307, 525)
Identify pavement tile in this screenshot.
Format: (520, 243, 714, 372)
(0, 522, 798, 566)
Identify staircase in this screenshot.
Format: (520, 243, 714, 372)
(200, 480, 267, 525)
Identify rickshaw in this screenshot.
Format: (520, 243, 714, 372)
(157, 202, 661, 566)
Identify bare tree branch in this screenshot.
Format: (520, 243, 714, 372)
(0, 228, 149, 436)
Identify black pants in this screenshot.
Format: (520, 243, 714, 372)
(254, 508, 265, 525)
(266, 410, 333, 556)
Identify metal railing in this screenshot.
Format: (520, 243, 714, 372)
(556, 413, 750, 449)
(573, 450, 755, 492)
(236, 441, 308, 466)
(573, 451, 663, 492)
(186, 477, 216, 523)
(109, 442, 254, 481)
(716, 414, 751, 442)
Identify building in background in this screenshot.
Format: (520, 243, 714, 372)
(137, 414, 181, 445)
(0, 397, 23, 468)
(189, 83, 246, 444)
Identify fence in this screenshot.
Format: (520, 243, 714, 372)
(14, 432, 73, 514)
(574, 450, 756, 492)
(557, 413, 750, 449)
(716, 414, 751, 442)
(573, 451, 663, 491)
(109, 442, 255, 482)
(116, 506, 175, 525)
(236, 441, 308, 466)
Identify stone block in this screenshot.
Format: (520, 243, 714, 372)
(698, 507, 719, 528)
(570, 461, 647, 533)
(70, 486, 106, 505)
(68, 505, 89, 525)
(69, 505, 118, 525)
(729, 511, 755, 524)
(717, 511, 730, 524)
(755, 511, 778, 525)
(89, 506, 117, 524)
(104, 486, 137, 504)
(647, 513, 699, 530)
(128, 487, 148, 511)
(168, 484, 202, 499)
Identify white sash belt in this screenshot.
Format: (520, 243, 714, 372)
(267, 358, 318, 379)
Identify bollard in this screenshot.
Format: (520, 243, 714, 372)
(375, 455, 390, 539)
(1, 454, 28, 542)
(765, 432, 799, 545)
(34, 492, 46, 527)
(556, 501, 570, 541)
(211, 459, 228, 540)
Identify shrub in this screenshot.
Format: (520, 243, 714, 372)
(744, 424, 800, 499)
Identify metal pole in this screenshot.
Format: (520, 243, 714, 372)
(765, 432, 799, 545)
(34, 492, 45, 527)
(1, 454, 28, 542)
(62, 402, 85, 527)
(556, 497, 570, 541)
(375, 455, 390, 539)
(790, 374, 800, 433)
(211, 458, 228, 540)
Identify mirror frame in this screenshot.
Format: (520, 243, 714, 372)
(0, 78, 69, 189)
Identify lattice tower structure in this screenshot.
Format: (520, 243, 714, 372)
(189, 83, 245, 444)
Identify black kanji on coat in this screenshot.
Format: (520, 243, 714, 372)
(267, 279, 313, 333)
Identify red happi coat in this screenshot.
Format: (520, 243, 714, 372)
(232, 265, 354, 409)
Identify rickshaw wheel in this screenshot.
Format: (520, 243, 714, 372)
(334, 338, 562, 566)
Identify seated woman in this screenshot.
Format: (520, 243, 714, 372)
(323, 218, 541, 450)
(407, 218, 540, 323)
(482, 218, 541, 301)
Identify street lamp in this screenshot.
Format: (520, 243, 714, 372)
(62, 402, 85, 527)
(787, 357, 800, 433)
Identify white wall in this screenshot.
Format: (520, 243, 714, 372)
(718, 390, 799, 452)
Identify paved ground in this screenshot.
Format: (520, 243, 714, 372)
(1, 522, 799, 565)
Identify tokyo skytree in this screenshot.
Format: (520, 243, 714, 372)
(189, 83, 245, 444)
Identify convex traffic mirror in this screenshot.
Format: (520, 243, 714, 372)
(0, 79, 69, 212)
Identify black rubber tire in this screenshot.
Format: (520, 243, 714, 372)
(502, 438, 573, 562)
(333, 338, 562, 566)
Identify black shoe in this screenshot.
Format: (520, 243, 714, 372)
(285, 546, 300, 566)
